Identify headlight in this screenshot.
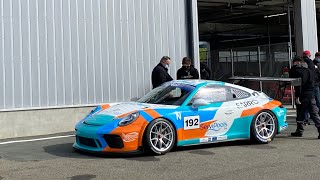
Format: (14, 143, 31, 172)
(118, 112, 140, 126)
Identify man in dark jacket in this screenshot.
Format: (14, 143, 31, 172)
(177, 57, 199, 80)
(200, 62, 211, 80)
(303, 50, 320, 120)
(312, 52, 320, 67)
(151, 56, 173, 89)
(289, 56, 320, 139)
(312, 52, 320, 111)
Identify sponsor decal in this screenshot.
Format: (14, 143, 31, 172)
(184, 116, 200, 130)
(200, 137, 216, 143)
(236, 100, 259, 109)
(217, 136, 227, 141)
(200, 138, 208, 143)
(276, 109, 285, 117)
(200, 136, 228, 143)
(122, 132, 139, 142)
(280, 124, 288, 131)
(175, 112, 182, 120)
(200, 122, 228, 131)
(208, 137, 218, 142)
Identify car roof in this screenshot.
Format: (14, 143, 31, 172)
(169, 80, 225, 87)
(169, 80, 256, 93)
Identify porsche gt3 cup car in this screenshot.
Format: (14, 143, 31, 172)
(73, 80, 288, 155)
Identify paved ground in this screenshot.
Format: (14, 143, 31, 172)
(0, 110, 319, 180)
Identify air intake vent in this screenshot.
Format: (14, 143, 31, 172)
(104, 135, 124, 149)
(78, 136, 97, 148)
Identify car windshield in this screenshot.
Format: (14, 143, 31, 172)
(137, 82, 195, 105)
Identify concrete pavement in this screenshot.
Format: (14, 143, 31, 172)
(0, 111, 319, 180)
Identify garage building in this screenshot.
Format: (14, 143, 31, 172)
(0, 0, 318, 138)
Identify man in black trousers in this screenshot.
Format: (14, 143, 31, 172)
(289, 56, 320, 139)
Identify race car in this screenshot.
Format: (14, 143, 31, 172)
(73, 80, 288, 155)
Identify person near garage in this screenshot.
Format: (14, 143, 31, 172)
(151, 56, 173, 89)
(289, 56, 320, 139)
(177, 57, 199, 80)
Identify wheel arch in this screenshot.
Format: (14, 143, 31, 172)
(142, 117, 179, 147)
(249, 109, 279, 142)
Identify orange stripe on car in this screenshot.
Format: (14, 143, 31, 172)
(241, 100, 281, 117)
(144, 109, 161, 119)
(101, 104, 110, 110)
(177, 120, 217, 141)
(102, 116, 148, 152)
(116, 108, 161, 119)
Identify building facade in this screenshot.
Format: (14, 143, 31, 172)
(0, 0, 199, 111)
(0, 0, 318, 139)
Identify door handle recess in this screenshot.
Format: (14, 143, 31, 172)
(225, 110, 234, 115)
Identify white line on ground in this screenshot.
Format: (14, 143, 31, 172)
(287, 115, 296, 117)
(0, 135, 75, 145)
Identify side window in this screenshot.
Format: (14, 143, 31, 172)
(153, 87, 191, 105)
(189, 86, 231, 104)
(229, 87, 250, 100)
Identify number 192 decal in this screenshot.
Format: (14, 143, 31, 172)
(184, 116, 200, 130)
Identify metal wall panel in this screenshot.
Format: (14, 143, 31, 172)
(0, 0, 189, 110)
(0, 0, 4, 108)
(294, 0, 318, 58)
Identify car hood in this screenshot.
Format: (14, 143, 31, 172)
(83, 102, 176, 126)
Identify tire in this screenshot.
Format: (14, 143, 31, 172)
(250, 110, 278, 144)
(144, 118, 176, 155)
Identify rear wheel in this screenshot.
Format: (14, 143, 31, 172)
(251, 110, 277, 144)
(145, 118, 176, 155)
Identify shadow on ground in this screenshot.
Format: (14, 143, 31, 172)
(276, 136, 320, 141)
(69, 174, 97, 180)
(43, 143, 100, 159)
(43, 140, 280, 161)
(173, 140, 278, 152)
(43, 143, 160, 161)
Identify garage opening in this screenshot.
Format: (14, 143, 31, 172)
(198, 0, 294, 79)
(198, 0, 295, 103)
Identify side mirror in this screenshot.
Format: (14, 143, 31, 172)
(191, 99, 209, 109)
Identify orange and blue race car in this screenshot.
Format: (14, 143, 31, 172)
(73, 80, 288, 155)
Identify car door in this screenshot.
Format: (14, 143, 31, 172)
(180, 85, 234, 143)
(205, 85, 253, 140)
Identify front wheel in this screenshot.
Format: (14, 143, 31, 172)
(145, 118, 176, 155)
(251, 110, 278, 144)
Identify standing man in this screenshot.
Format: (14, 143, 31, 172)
(289, 56, 320, 139)
(303, 50, 320, 121)
(177, 57, 199, 80)
(313, 52, 320, 113)
(313, 52, 320, 66)
(200, 62, 211, 80)
(151, 56, 173, 89)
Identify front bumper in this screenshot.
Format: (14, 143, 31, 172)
(73, 118, 147, 153)
(73, 142, 144, 155)
(273, 106, 288, 133)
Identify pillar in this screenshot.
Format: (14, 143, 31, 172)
(294, 0, 318, 58)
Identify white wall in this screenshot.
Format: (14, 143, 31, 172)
(0, 0, 190, 110)
(294, 0, 318, 58)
